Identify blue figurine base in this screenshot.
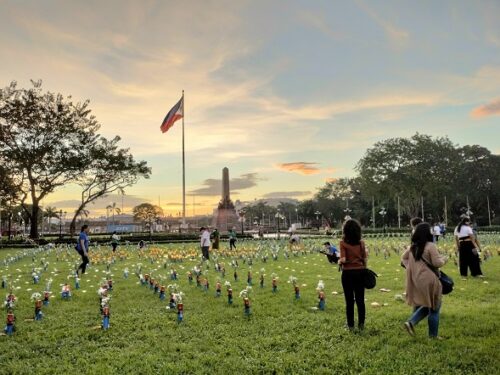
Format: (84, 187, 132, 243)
(102, 316, 110, 330)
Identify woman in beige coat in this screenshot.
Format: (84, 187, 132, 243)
(401, 222, 448, 339)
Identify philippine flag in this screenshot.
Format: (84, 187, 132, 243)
(160, 96, 184, 133)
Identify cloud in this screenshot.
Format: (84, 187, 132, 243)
(262, 191, 311, 199)
(276, 162, 337, 176)
(189, 173, 262, 196)
(277, 162, 320, 175)
(355, 0, 409, 48)
(471, 98, 500, 118)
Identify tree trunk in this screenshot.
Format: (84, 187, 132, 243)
(30, 204, 39, 239)
(70, 204, 86, 236)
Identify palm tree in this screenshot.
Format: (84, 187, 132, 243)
(106, 202, 121, 226)
(44, 206, 59, 234)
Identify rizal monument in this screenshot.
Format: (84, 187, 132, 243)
(212, 167, 239, 232)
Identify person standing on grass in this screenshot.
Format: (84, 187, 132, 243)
(339, 219, 367, 331)
(76, 225, 90, 276)
(211, 228, 220, 251)
(454, 217, 483, 277)
(410, 217, 423, 234)
(402, 222, 448, 339)
(110, 231, 119, 253)
(200, 227, 210, 261)
(228, 228, 237, 250)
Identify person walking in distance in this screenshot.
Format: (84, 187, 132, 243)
(110, 231, 119, 253)
(200, 227, 210, 261)
(229, 228, 237, 250)
(339, 219, 367, 331)
(76, 225, 90, 276)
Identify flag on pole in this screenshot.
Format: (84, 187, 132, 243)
(160, 96, 184, 133)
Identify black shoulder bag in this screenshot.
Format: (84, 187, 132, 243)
(421, 257, 454, 295)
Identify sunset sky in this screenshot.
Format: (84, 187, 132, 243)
(1, 0, 499, 217)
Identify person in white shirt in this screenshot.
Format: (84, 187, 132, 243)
(200, 227, 211, 261)
(432, 223, 441, 242)
(454, 217, 482, 277)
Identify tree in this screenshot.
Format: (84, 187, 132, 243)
(0, 80, 99, 238)
(68, 136, 150, 234)
(43, 206, 59, 233)
(106, 202, 121, 228)
(133, 203, 163, 233)
(356, 133, 461, 219)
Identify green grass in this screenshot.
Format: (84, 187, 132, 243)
(0, 236, 499, 374)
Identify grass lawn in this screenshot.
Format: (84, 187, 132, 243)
(0, 236, 499, 374)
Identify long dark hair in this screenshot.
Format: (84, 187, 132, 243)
(456, 217, 470, 233)
(410, 222, 433, 260)
(342, 219, 362, 245)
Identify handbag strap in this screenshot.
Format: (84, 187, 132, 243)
(420, 256, 440, 278)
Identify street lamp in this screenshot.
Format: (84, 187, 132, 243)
(59, 210, 63, 239)
(295, 207, 298, 224)
(238, 210, 246, 235)
(314, 210, 321, 230)
(379, 207, 387, 231)
(275, 210, 285, 239)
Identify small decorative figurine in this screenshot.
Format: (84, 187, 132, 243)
(317, 280, 325, 310)
(4, 291, 16, 310)
(61, 284, 71, 299)
(215, 281, 221, 297)
(1, 276, 7, 289)
(32, 271, 40, 284)
(75, 276, 80, 290)
(102, 305, 110, 330)
(187, 271, 193, 285)
(123, 268, 129, 279)
(177, 302, 184, 323)
(225, 281, 233, 305)
(159, 285, 166, 301)
(239, 287, 252, 316)
(247, 271, 252, 286)
(34, 299, 43, 320)
(272, 274, 278, 293)
(43, 291, 51, 306)
(259, 270, 265, 288)
(196, 274, 201, 288)
(289, 276, 299, 300)
(4, 310, 15, 336)
(154, 281, 159, 294)
(234, 271, 238, 282)
(149, 278, 154, 290)
(170, 269, 177, 280)
(107, 279, 113, 292)
(221, 266, 226, 278)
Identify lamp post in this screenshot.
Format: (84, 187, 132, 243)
(314, 210, 321, 230)
(59, 210, 62, 239)
(295, 207, 298, 224)
(238, 210, 246, 235)
(379, 207, 387, 233)
(275, 210, 284, 239)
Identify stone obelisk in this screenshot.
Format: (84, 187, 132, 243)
(212, 167, 238, 233)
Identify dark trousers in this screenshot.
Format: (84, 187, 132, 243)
(459, 242, 482, 276)
(77, 252, 89, 275)
(230, 239, 236, 250)
(201, 246, 210, 260)
(341, 269, 366, 328)
(111, 243, 118, 252)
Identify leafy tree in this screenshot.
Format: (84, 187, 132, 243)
(0, 80, 98, 238)
(356, 133, 461, 219)
(133, 203, 163, 232)
(69, 136, 150, 234)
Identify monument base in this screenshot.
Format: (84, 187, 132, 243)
(212, 208, 239, 233)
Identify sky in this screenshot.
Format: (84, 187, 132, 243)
(0, 0, 499, 218)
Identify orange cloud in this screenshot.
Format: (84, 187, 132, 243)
(471, 98, 500, 118)
(277, 162, 320, 175)
(326, 178, 339, 183)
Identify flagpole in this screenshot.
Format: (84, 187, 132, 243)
(182, 90, 186, 227)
